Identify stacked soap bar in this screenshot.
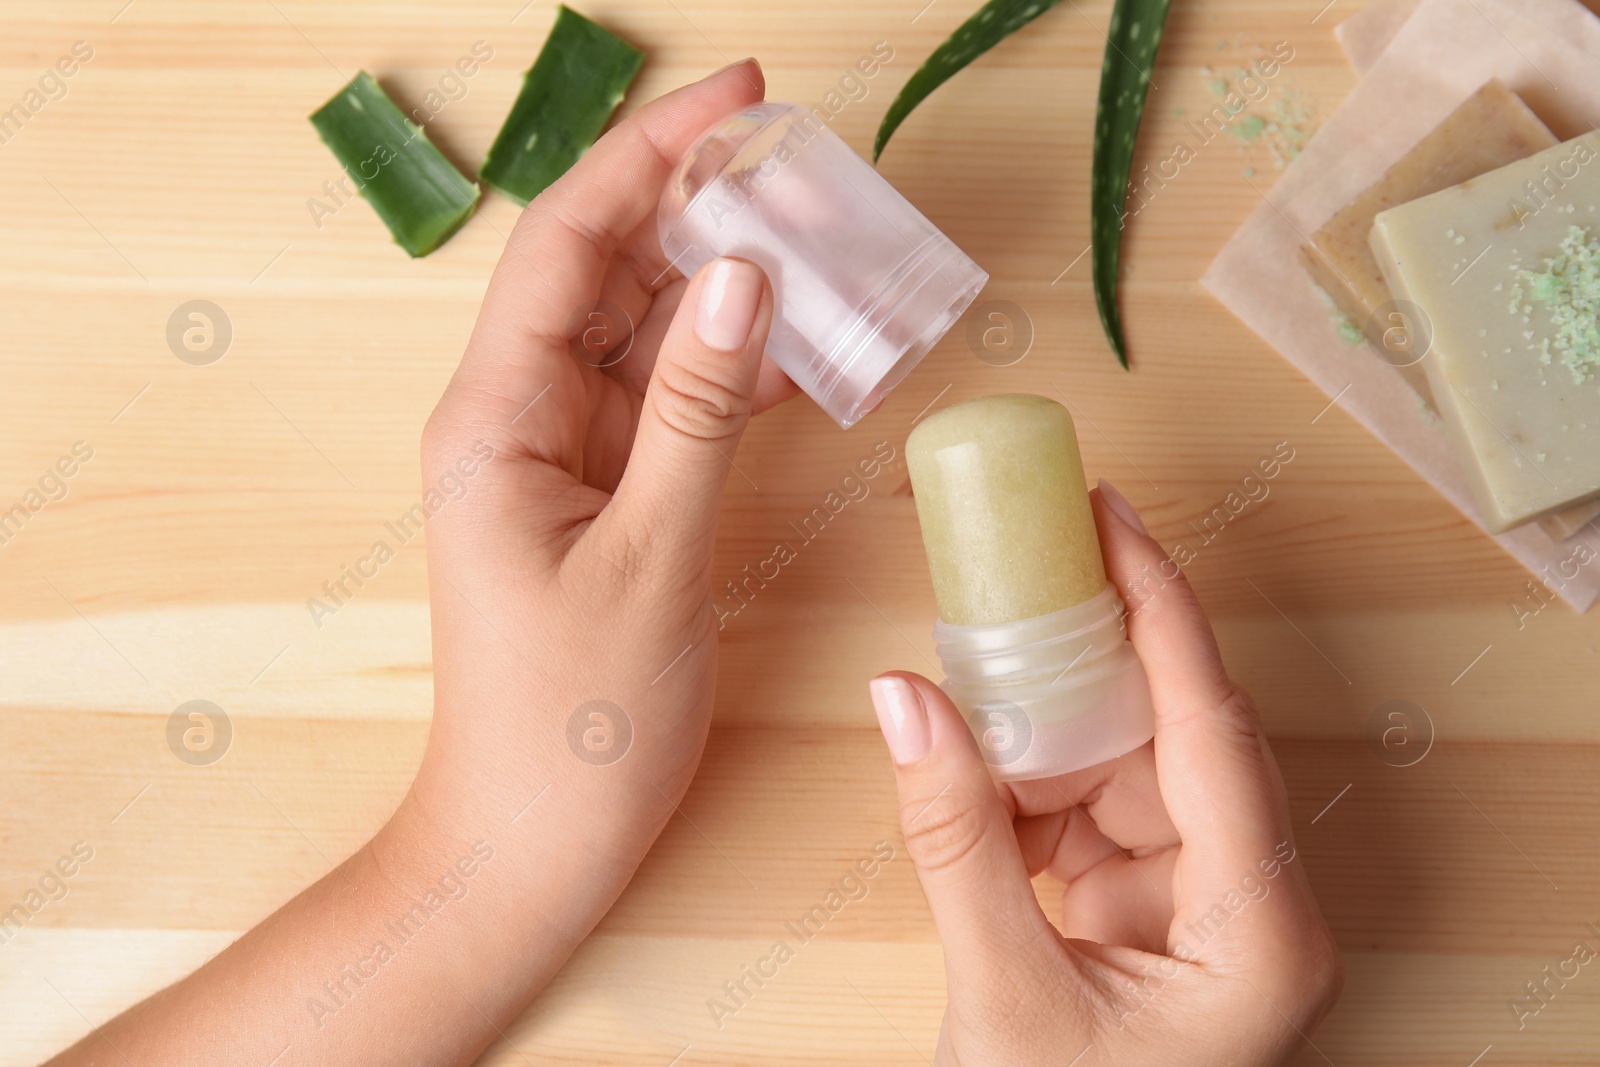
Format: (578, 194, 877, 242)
(1302, 78, 1599, 539)
(1301, 80, 1555, 401)
(1370, 130, 1600, 534)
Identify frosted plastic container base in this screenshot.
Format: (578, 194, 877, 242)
(934, 584, 1156, 781)
(833, 241, 987, 421)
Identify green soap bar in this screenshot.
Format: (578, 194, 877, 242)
(309, 71, 480, 257)
(906, 394, 1107, 626)
(479, 5, 645, 206)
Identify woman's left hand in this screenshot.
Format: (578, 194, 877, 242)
(46, 61, 800, 1067)
(411, 56, 795, 912)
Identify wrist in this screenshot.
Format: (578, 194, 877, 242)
(358, 786, 597, 1008)
(395, 747, 660, 940)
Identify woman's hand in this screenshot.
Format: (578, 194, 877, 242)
(408, 57, 795, 905)
(45, 62, 798, 1067)
(868, 482, 1343, 1067)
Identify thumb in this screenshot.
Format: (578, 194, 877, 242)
(869, 672, 1063, 978)
(605, 257, 773, 575)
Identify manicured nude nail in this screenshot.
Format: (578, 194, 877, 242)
(1098, 478, 1149, 535)
(712, 56, 760, 77)
(695, 257, 762, 352)
(869, 676, 931, 765)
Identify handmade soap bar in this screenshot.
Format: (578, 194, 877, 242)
(1370, 130, 1600, 533)
(1301, 80, 1555, 400)
(1540, 501, 1600, 539)
(906, 394, 1106, 625)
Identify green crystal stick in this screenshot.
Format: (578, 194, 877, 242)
(906, 393, 1106, 626)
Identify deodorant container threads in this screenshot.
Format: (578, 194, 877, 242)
(658, 102, 988, 428)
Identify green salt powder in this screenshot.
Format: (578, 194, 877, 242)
(1519, 225, 1600, 382)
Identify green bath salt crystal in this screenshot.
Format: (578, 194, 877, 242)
(309, 72, 481, 257)
(1230, 113, 1265, 141)
(906, 394, 1108, 626)
(1520, 225, 1600, 382)
(479, 5, 644, 206)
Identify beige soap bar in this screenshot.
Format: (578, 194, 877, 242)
(1299, 79, 1595, 540)
(1370, 131, 1600, 533)
(1301, 80, 1556, 401)
(1539, 500, 1600, 539)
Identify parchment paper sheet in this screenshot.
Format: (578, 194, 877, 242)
(1333, 0, 1422, 70)
(1201, 0, 1600, 609)
(1336, 0, 1600, 69)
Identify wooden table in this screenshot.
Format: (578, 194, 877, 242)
(3, 1, 1597, 1063)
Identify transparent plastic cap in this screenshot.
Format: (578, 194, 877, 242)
(658, 102, 989, 428)
(934, 584, 1156, 781)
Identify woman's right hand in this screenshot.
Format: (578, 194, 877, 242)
(867, 482, 1343, 1066)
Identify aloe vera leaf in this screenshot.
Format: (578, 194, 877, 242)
(1090, 0, 1172, 368)
(479, 5, 645, 206)
(873, 0, 1061, 163)
(309, 71, 481, 258)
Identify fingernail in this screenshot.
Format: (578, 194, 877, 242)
(712, 57, 760, 77)
(1098, 478, 1149, 535)
(869, 676, 931, 765)
(695, 257, 763, 352)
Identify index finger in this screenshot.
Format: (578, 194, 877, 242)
(1089, 485, 1312, 951)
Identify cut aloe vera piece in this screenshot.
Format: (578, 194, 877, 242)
(873, 0, 1061, 163)
(310, 71, 480, 257)
(1090, 0, 1172, 367)
(877, 0, 1172, 367)
(479, 5, 645, 206)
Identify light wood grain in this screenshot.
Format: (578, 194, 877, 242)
(3, 1, 1599, 1064)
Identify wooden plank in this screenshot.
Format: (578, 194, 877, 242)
(9, 936, 1599, 1066)
(3, 0, 1599, 1063)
